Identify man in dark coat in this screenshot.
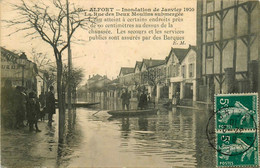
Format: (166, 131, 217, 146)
(121, 89, 131, 110)
(46, 86, 56, 123)
(139, 90, 148, 110)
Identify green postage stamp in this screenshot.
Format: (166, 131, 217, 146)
(215, 93, 259, 167)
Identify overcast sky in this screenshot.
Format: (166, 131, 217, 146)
(1, 0, 196, 84)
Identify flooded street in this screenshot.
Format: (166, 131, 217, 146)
(1, 106, 216, 167)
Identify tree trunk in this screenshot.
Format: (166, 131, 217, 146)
(57, 60, 65, 143)
(62, 82, 66, 112)
(72, 86, 77, 104)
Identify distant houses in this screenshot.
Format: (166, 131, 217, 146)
(85, 74, 111, 102)
(112, 45, 198, 105)
(118, 67, 135, 86)
(84, 45, 200, 106)
(82, 1, 258, 108)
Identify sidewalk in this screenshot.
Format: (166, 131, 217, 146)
(1, 119, 59, 167)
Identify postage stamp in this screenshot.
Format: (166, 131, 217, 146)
(215, 93, 258, 130)
(214, 93, 259, 167)
(216, 132, 258, 167)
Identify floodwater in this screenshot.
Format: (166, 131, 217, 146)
(1, 106, 216, 167)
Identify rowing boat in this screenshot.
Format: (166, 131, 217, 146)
(107, 109, 157, 117)
(55, 102, 100, 108)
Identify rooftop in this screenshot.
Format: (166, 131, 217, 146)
(142, 58, 165, 68)
(166, 45, 196, 63)
(119, 67, 135, 76)
(134, 61, 142, 71)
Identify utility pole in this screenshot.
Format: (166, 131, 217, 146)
(22, 66, 25, 87)
(58, 0, 71, 143)
(67, 0, 72, 110)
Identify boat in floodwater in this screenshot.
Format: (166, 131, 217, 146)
(107, 108, 158, 117)
(55, 102, 100, 108)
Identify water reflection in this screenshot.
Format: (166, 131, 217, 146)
(121, 117, 130, 139)
(1, 104, 215, 167)
(53, 104, 215, 167)
(56, 108, 82, 167)
(138, 117, 148, 131)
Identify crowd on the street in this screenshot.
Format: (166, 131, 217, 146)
(1, 80, 56, 132)
(121, 88, 151, 110)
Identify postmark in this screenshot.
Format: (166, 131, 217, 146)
(206, 93, 259, 167)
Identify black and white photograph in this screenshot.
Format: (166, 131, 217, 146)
(0, 0, 259, 167)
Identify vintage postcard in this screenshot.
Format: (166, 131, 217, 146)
(1, 0, 259, 167)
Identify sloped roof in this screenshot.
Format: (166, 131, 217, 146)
(142, 59, 165, 69)
(171, 48, 189, 62)
(134, 61, 142, 71)
(166, 45, 197, 64)
(119, 67, 135, 76)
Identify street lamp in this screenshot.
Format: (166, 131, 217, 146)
(17, 52, 27, 87)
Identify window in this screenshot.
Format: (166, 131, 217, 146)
(173, 65, 176, 77)
(189, 64, 194, 77)
(207, 15, 214, 30)
(182, 65, 186, 78)
(206, 44, 214, 58)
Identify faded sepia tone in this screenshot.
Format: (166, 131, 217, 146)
(1, 0, 259, 167)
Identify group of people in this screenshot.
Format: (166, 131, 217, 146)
(120, 89, 151, 110)
(1, 80, 56, 132)
(138, 90, 150, 110)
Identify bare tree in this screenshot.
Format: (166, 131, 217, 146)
(142, 67, 166, 97)
(31, 48, 51, 70)
(5, 0, 96, 142)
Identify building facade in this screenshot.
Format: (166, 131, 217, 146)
(179, 46, 197, 101)
(1, 47, 38, 92)
(198, 0, 258, 102)
(166, 47, 189, 101)
(118, 67, 135, 86)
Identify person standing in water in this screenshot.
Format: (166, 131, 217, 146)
(46, 86, 56, 124)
